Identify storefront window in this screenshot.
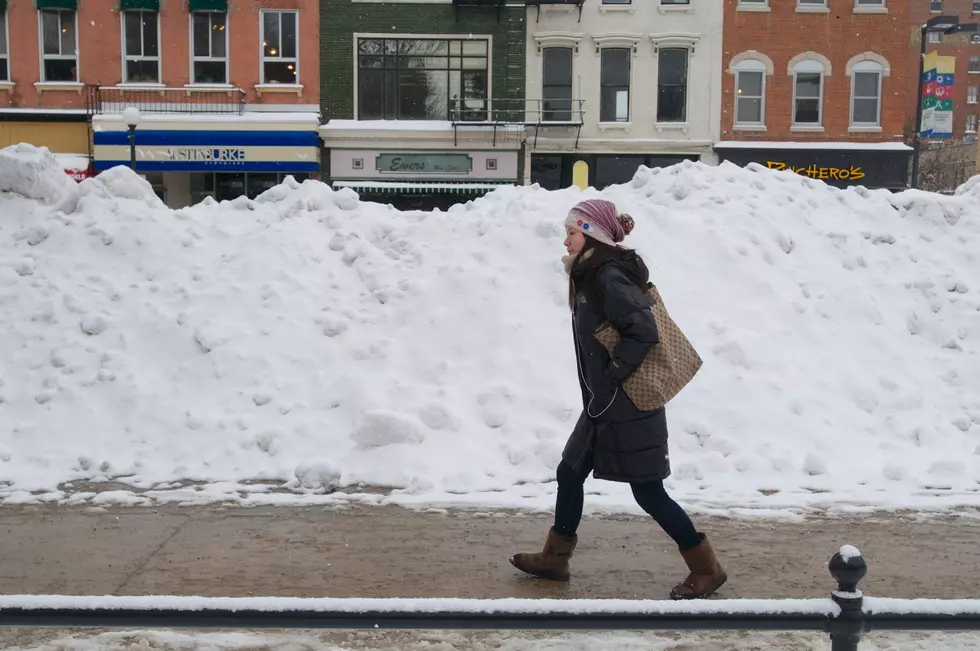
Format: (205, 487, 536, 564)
(246, 173, 279, 199)
(357, 38, 489, 121)
(531, 155, 563, 191)
(215, 173, 246, 202)
(190, 173, 216, 204)
(595, 156, 646, 190)
(190, 172, 309, 204)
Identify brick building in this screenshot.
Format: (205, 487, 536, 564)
(0, 0, 320, 206)
(318, 0, 527, 210)
(910, 0, 980, 191)
(714, 0, 913, 190)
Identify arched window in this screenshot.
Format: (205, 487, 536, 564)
(846, 54, 889, 128)
(790, 57, 829, 126)
(733, 58, 767, 126)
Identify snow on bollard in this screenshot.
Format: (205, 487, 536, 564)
(828, 545, 868, 651)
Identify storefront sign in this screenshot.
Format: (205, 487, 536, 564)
(716, 146, 912, 190)
(375, 154, 472, 174)
(765, 161, 865, 181)
(166, 147, 247, 163)
(92, 122, 320, 174)
(65, 168, 91, 182)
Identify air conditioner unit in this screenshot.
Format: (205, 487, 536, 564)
(972, 33, 980, 43)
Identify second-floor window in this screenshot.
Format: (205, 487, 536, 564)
(191, 12, 227, 84)
(40, 9, 77, 82)
(657, 48, 688, 122)
(792, 60, 824, 126)
(357, 38, 489, 121)
(0, 11, 8, 83)
(261, 11, 298, 84)
(542, 47, 573, 121)
(123, 11, 159, 83)
(600, 48, 630, 122)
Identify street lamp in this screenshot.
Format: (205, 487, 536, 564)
(122, 106, 141, 172)
(911, 16, 979, 189)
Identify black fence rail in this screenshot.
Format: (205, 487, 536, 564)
(85, 85, 246, 116)
(2, 547, 979, 650)
(448, 97, 586, 146)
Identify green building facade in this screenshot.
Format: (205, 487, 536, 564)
(319, 0, 528, 210)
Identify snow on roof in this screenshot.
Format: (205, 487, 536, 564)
(52, 153, 91, 170)
(93, 112, 320, 125)
(715, 140, 913, 152)
(322, 119, 455, 132)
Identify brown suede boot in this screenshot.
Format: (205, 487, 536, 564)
(509, 528, 577, 581)
(669, 533, 727, 600)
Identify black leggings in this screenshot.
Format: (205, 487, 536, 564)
(553, 458, 701, 550)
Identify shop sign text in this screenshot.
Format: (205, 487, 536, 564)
(166, 147, 248, 164)
(376, 154, 473, 174)
(766, 160, 865, 181)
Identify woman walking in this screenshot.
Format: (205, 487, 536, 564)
(509, 199, 726, 600)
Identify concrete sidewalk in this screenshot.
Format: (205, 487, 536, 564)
(1, 503, 978, 600)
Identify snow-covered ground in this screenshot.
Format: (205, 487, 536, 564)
(5, 629, 980, 651)
(1, 144, 978, 516)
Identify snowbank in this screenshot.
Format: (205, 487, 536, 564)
(0, 144, 76, 204)
(1, 153, 979, 516)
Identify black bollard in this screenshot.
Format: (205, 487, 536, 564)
(828, 545, 868, 651)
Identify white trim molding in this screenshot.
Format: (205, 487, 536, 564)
(728, 50, 775, 76)
(650, 33, 701, 56)
(787, 51, 833, 76)
(591, 33, 643, 56)
(533, 32, 583, 56)
(845, 52, 890, 76)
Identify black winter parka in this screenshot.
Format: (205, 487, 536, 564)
(561, 251, 672, 484)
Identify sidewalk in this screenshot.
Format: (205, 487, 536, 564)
(2, 503, 979, 600)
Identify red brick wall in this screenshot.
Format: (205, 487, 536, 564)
(0, 0, 319, 110)
(721, 0, 911, 143)
(908, 0, 980, 139)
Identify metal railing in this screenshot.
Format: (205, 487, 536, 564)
(2, 547, 980, 650)
(449, 97, 585, 125)
(448, 97, 585, 146)
(85, 85, 246, 116)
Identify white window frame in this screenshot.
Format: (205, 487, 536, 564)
(969, 85, 979, 104)
(734, 59, 767, 127)
(0, 9, 9, 83)
(259, 9, 299, 85)
(854, 0, 886, 10)
(738, 0, 769, 5)
(121, 10, 162, 84)
(928, 31, 942, 44)
(189, 11, 230, 85)
(792, 59, 825, 127)
(966, 113, 978, 133)
(849, 61, 883, 127)
(797, 0, 828, 7)
(38, 8, 79, 83)
(972, 54, 980, 73)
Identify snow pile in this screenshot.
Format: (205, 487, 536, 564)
(0, 144, 76, 204)
(0, 154, 979, 515)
